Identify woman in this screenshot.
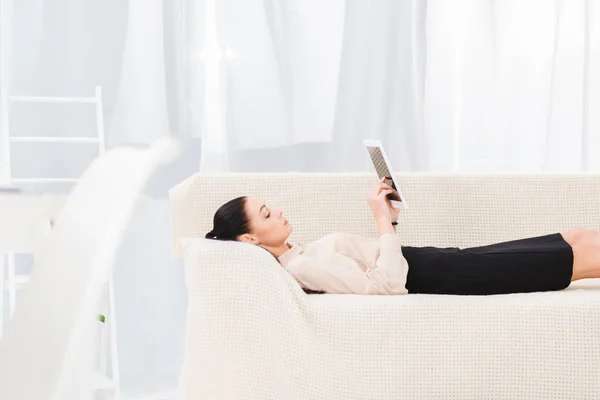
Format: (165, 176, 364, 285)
(205, 177, 600, 295)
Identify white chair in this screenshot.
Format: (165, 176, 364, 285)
(0, 137, 180, 400)
(0, 86, 122, 396)
(0, 85, 106, 315)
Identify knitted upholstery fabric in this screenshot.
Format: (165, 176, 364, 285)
(170, 173, 600, 399)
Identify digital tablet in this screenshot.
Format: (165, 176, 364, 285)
(363, 140, 407, 209)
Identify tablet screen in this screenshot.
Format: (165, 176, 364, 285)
(366, 146, 402, 203)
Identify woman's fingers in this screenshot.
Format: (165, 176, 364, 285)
(369, 178, 395, 198)
(378, 189, 394, 199)
(368, 186, 380, 199)
(370, 178, 387, 194)
(371, 183, 394, 195)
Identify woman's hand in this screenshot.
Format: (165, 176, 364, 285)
(367, 177, 399, 223)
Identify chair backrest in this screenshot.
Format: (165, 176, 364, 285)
(170, 172, 600, 256)
(0, 137, 179, 400)
(0, 86, 106, 186)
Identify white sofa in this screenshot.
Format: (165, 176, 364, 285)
(170, 173, 600, 400)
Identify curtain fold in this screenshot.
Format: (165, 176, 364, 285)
(109, 0, 169, 146)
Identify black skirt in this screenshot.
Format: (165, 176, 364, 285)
(402, 233, 574, 295)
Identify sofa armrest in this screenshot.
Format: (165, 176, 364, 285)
(182, 238, 331, 398)
(169, 176, 203, 258)
(181, 237, 306, 299)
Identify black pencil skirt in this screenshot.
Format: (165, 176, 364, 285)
(402, 233, 574, 295)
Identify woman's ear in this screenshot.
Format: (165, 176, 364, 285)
(239, 234, 259, 245)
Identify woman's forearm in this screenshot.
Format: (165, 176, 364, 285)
(376, 218, 395, 237)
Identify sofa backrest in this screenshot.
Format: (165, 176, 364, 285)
(170, 172, 600, 257)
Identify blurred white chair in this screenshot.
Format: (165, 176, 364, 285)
(0, 85, 123, 396)
(0, 137, 180, 400)
(0, 85, 107, 317)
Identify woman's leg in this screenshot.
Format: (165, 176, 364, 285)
(561, 229, 600, 281)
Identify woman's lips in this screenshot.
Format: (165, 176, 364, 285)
(284, 219, 288, 225)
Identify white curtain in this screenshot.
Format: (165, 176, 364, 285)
(198, 0, 600, 173)
(425, 0, 600, 172)
(1, 0, 600, 399)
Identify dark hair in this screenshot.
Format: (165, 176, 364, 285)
(206, 196, 325, 295)
(205, 196, 250, 241)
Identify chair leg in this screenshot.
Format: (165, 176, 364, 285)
(99, 287, 108, 380)
(108, 277, 121, 399)
(7, 253, 15, 318)
(95, 278, 121, 400)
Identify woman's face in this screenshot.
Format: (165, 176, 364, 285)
(243, 197, 292, 247)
